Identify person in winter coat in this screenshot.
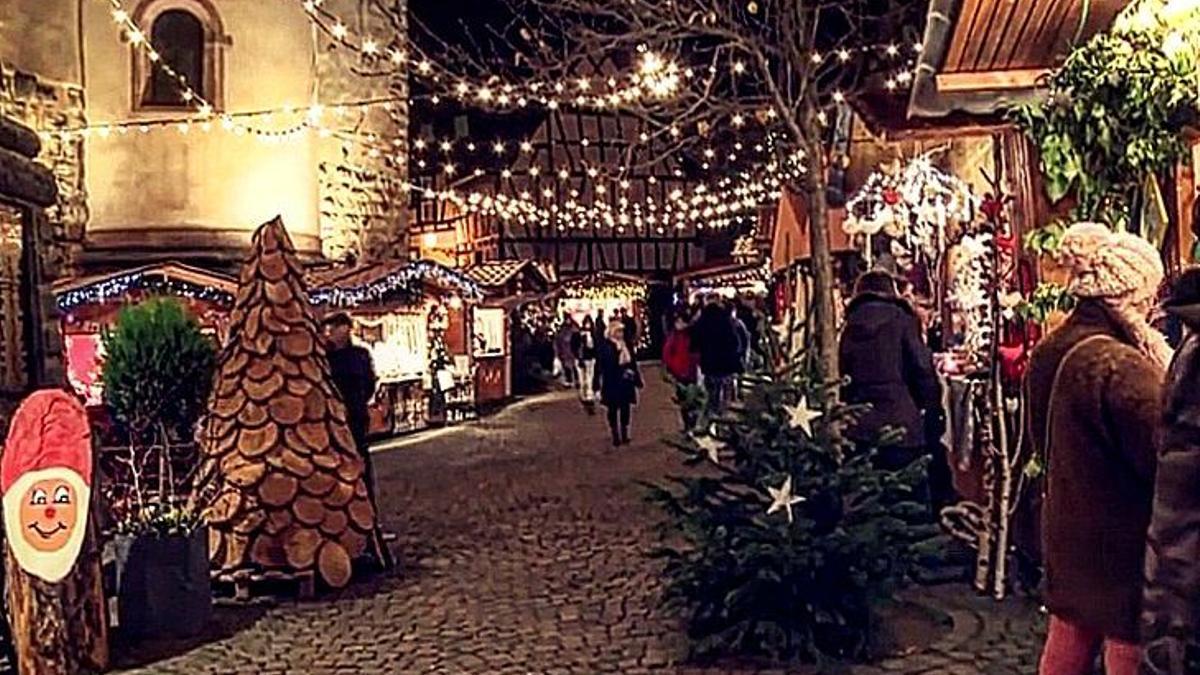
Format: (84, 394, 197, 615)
(663, 315, 701, 430)
(690, 296, 742, 417)
(1026, 223, 1171, 675)
(574, 316, 598, 414)
(838, 271, 941, 468)
(555, 316, 579, 386)
(1142, 267, 1200, 675)
(593, 318, 644, 446)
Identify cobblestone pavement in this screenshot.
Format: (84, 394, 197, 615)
(118, 369, 1046, 674)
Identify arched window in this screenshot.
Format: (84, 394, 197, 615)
(132, 0, 225, 111)
(143, 10, 204, 106)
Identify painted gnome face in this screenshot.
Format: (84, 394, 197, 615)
(1, 390, 92, 583)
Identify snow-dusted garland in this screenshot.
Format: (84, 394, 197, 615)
(948, 232, 995, 369)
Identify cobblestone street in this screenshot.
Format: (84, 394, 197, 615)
(118, 370, 1046, 674)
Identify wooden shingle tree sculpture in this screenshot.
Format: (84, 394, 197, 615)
(200, 217, 376, 589)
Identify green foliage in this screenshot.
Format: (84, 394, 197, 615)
(1015, 283, 1076, 324)
(101, 297, 217, 442)
(1022, 221, 1067, 257)
(1013, 30, 1196, 227)
(647, 370, 935, 664)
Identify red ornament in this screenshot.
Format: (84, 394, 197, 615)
(882, 188, 900, 206)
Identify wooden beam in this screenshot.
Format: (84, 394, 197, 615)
(935, 69, 1049, 92)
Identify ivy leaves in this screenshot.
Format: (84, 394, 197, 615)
(1014, 30, 1197, 228)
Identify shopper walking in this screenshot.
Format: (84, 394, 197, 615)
(555, 316, 579, 387)
(1142, 267, 1200, 675)
(838, 271, 941, 479)
(663, 314, 701, 430)
(593, 318, 643, 446)
(574, 316, 598, 415)
(1026, 223, 1170, 675)
(691, 295, 741, 419)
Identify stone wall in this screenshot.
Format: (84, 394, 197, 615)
(316, 0, 408, 263)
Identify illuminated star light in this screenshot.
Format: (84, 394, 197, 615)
(692, 430, 724, 465)
(782, 397, 822, 436)
(766, 476, 806, 523)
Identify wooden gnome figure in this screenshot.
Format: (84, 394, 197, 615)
(0, 390, 108, 674)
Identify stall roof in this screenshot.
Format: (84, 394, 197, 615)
(905, 0, 1130, 122)
(308, 259, 485, 308)
(552, 270, 659, 299)
(53, 261, 237, 312)
(463, 260, 551, 292)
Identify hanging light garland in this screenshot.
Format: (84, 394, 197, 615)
(310, 260, 485, 308)
(56, 270, 235, 312)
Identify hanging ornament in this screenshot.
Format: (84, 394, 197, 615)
(766, 476, 805, 523)
(882, 187, 901, 206)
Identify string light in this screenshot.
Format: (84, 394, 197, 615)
(310, 260, 484, 308)
(56, 271, 235, 312)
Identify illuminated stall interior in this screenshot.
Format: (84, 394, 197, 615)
(463, 260, 553, 402)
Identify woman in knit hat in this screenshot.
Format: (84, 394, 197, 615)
(1026, 223, 1170, 675)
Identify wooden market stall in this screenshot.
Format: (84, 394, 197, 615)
(52, 262, 236, 409)
(308, 259, 484, 437)
(462, 260, 552, 403)
(550, 271, 657, 353)
(675, 261, 770, 304)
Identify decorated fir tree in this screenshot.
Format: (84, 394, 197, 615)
(648, 361, 936, 663)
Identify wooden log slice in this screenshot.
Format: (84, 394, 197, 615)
(354, 478, 369, 499)
(245, 372, 285, 402)
(238, 424, 279, 459)
(212, 389, 247, 420)
(252, 331, 275, 356)
(225, 349, 251, 376)
(249, 533, 289, 569)
(263, 508, 294, 536)
(246, 359, 276, 382)
(335, 456, 363, 483)
(311, 449, 340, 470)
(302, 388, 327, 422)
(292, 495, 326, 527)
(260, 251, 288, 282)
(206, 490, 243, 525)
(262, 307, 292, 335)
(347, 497, 375, 532)
(319, 509, 348, 537)
(208, 414, 239, 444)
(271, 448, 315, 479)
(338, 529, 367, 559)
(329, 399, 348, 425)
(285, 377, 314, 398)
(232, 508, 268, 536)
(259, 472, 299, 507)
(203, 432, 238, 461)
(265, 279, 296, 306)
(282, 428, 312, 457)
(221, 454, 267, 489)
(297, 421, 330, 452)
(279, 331, 314, 359)
(222, 532, 250, 571)
(246, 306, 263, 337)
(324, 480, 355, 508)
(284, 528, 322, 569)
(299, 358, 324, 383)
(216, 373, 240, 397)
(278, 357, 301, 377)
(276, 300, 305, 325)
(268, 395, 305, 426)
(239, 401, 270, 429)
(331, 424, 357, 456)
(300, 471, 337, 497)
(317, 542, 353, 589)
(235, 283, 258, 308)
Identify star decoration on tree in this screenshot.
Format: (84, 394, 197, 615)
(693, 430, 725, 465)
(766, 476, 805, 524)
(782, 397, 823, 437)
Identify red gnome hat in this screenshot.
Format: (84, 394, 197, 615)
(2, 390, 92, 496)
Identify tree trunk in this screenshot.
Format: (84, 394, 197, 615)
(803, 138, 840, 390)
(4, 521, 108, 675)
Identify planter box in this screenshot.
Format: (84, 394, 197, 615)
(112, 527, 212, 640)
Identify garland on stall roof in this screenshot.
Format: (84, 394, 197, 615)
(309, 260, 485, 308)
(56, 273, 235, 312)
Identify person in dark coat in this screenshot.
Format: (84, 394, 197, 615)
(838, 271, 941, 469)
(690, 296, 742, 418)
(593, 318, 643, 446)
(1142, 268, 1200, 675)
(1026, 223, 1171, 675)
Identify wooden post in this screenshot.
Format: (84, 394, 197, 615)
(1, 390, 109, 675)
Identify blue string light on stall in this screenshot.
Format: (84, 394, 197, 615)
(55, 272, 235, 312)
(309, 260, 485, 308)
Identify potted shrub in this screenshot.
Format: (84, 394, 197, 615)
(100, 297, 217, 640)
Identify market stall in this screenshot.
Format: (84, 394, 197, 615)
(310, 259, 484, 436)
(551, 271, 655, 353)
(52, 262, 236, 409)
(463, 260, 552, 403)
(676, 261, 770, 304)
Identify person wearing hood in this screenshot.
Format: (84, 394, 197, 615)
(839, 271, 941, 472)
(1026, 223, 1170, 675)
(1142, 267, 1200, 675)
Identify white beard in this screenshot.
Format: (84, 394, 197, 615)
(2, 468, 90, 584)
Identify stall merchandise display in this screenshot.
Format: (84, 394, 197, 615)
(201, 217, 376, 590)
